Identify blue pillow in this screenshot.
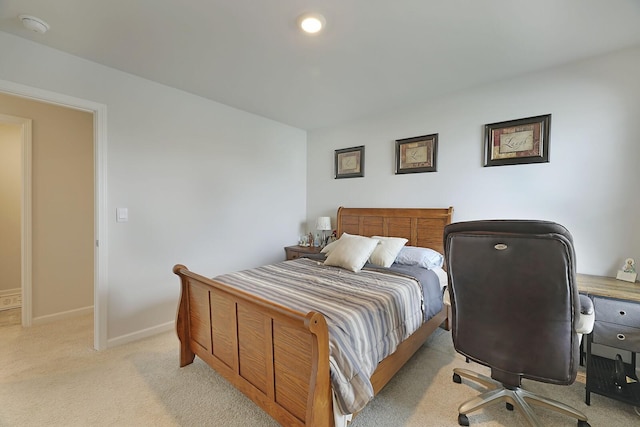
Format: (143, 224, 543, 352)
(394, 246, 444, 269)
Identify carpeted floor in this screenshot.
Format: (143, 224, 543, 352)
(1, 314, 639, 426)
(0, 308, 20, 327)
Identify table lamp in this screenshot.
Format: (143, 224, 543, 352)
(316, 216, 332, 247)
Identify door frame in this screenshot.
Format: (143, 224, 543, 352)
(0, 79, 108, 350)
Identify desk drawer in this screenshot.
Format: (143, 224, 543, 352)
(592, 321, 640, 352)
(593, 296, 640, 327)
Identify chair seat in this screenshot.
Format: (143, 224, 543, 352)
(443, 289, 595, 336)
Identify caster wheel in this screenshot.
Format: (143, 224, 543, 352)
(506, 403, 514, 411)
(453, 373, 462, 384)
(458, 413, 469, 426)
(577, 421, 590, 427)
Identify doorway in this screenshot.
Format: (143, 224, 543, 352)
(0, 117, 27, 326)
(0, 79, 107, 350)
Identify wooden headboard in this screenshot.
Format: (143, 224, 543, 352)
(336, 207, 454, 255)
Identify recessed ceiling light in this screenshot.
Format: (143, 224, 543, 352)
(19, 14, 50, 34)
(297, 13, 326, 34)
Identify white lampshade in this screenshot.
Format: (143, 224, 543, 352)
(316, 216, 331, 231)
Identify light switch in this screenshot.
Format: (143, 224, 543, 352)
(116, 207, 128, 222)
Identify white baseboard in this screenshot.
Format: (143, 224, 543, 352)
(0, 288, 22, 311)
(29, 305, 174, 350)
(107, 320, 174, 348)
(32, 305, 93, 324)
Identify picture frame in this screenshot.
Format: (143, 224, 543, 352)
(616, 257, 638, 283)
(395, 133, 438, 174)
(335, 145, 364, 179)
(484, 114, 551, 167)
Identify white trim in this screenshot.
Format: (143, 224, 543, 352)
(32, 305, 93, 325)
(21, 117, 32, 325)
(93, 104, 108, 350)
(0, 113, 32, 326)
(107, 321, 174, 348)
(0, 288, 21, 311)
(0, 79, 108, 350)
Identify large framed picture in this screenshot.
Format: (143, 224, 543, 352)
(484, 114, 551, 167)
(395, 134, 438, 174)
(335, 145, 364, 179)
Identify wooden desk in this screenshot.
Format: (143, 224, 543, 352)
(577, 273, 640, 303)
(577, 274, 640, 407)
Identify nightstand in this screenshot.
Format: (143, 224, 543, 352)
(578, 274, 640, 407)
(284, 245, 322, 261)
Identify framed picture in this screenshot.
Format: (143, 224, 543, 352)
(484, 114, 551, 167)
(616, 257, 637, 283)
(395, 134, 438, 174)
(335, 145, 364, 179)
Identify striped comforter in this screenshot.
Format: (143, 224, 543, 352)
(214, 257, 427, 414)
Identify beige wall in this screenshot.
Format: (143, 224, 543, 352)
(0, 122, 21, 292)
(0, 93, 93, 318)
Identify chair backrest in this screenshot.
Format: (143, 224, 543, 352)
(443, 220, 581, 388)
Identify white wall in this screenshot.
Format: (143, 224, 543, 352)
(0, 31, 307, 342)
(307, 46, 640, 277)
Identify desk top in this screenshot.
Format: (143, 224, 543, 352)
(577, 273, 640, 303)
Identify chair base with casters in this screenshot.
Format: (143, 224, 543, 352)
(452, 368, 591, 427)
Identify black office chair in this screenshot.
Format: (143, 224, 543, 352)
(443, 220, 594, 427)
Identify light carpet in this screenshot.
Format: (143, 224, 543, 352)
(1, 314, 638, 426)
(0, 308, 20, 327)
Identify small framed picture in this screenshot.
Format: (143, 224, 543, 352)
(484, 114, 551, 167)
(617, 258, 638, 283)
(335, 145, 364, 179)
(395, 134, 438, 174)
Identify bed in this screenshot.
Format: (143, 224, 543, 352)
(173, 206, 453, 426)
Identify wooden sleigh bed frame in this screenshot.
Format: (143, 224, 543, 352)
(173, 206, 453, 426)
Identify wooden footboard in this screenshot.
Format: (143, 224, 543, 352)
(174, 264, 333, 426)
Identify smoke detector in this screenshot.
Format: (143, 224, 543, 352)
(19, 15, 50, 34)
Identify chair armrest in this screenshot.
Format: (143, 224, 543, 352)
(576, 294, 594, 335)
(579, 294, 594, 315)
(443, 286, 451, 306)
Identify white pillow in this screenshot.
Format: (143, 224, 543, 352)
(394, 246, 444, 269)
(369, 236, 408, 268)
(324, 233, 380, 272)
(320, 239, 339, 254)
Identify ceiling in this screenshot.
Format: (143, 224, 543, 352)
(2, 1, 640, 130)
